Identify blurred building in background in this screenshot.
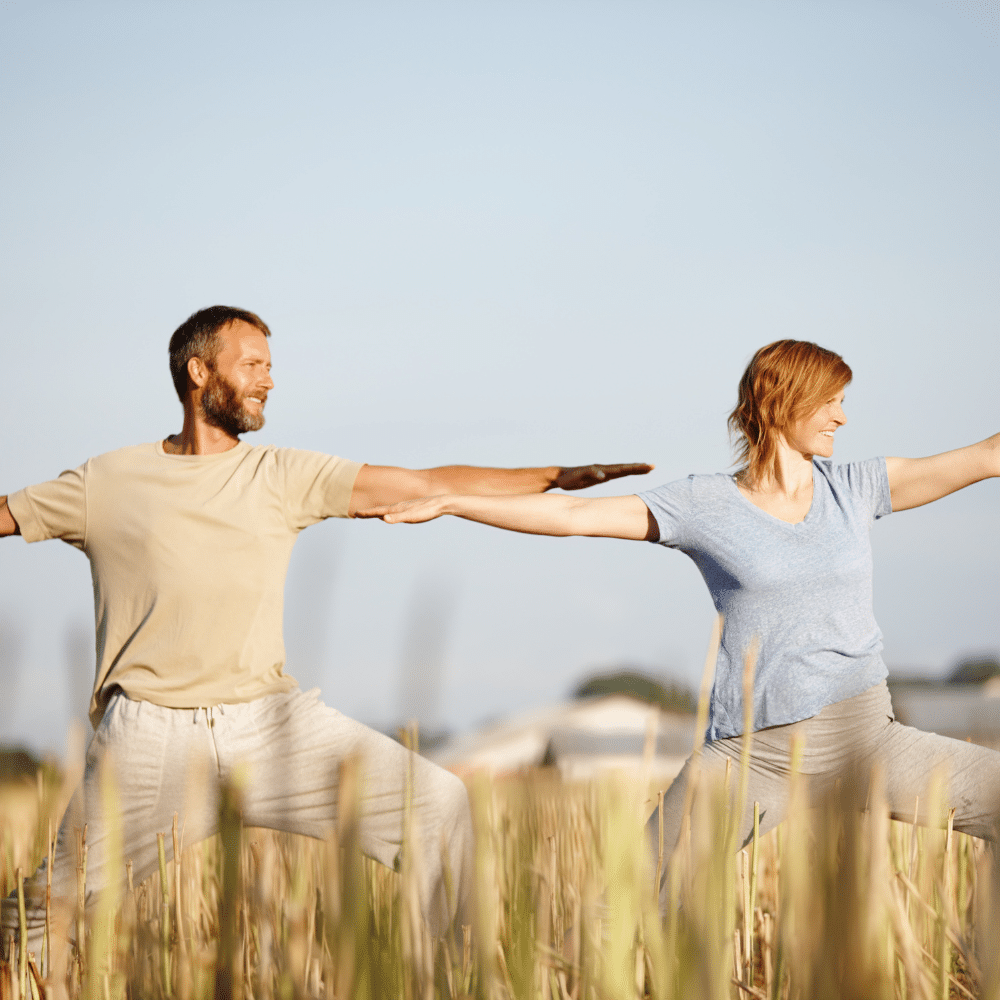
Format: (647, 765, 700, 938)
(889, 654, 1000, 747)
(430, 693, 696, 783)
(430, 668, 696, 781)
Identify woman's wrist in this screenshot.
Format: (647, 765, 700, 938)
(438, 494, 464, 518)
(989, 433, 1000, 479)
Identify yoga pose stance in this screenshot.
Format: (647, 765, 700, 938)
(0, 305, 651, 954)
(360, 339, 1000, 894)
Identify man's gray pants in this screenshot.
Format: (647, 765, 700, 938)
(2, 687, 473, 956)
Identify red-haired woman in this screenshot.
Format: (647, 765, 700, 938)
(359, 340, 1000, 879)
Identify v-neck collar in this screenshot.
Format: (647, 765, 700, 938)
(728, 461, 819, 530)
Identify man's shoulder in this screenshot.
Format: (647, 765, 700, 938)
(254, 444, 361, 468)
(86, 442, 161, 473)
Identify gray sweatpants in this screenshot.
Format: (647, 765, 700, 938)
(2, 687, 473, 955)
(649, 681, 1000, 900)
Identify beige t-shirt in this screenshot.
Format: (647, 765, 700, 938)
(8, 441, 362, 727)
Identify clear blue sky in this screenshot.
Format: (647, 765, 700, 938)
(2, 1, 998, 755)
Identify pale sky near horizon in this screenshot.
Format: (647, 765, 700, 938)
(1, 1, 998, 757)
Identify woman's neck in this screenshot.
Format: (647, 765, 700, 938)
(751, 446, 814, 497)
(736, 441, 816, 523)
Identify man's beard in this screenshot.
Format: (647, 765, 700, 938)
(201, 370, 266, 436)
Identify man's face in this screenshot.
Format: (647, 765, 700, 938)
(200, 321, 274, 437)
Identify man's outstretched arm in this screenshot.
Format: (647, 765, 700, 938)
(0, 496, 21, 537)
(347, 463, 653, 516)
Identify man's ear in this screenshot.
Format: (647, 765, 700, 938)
(187, 356, 210, 390)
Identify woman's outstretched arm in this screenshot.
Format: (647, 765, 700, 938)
(885, 432, 1000, 512)
(355, 492, 660, 541)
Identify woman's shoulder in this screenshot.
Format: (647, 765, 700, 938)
(641, 470, 735, 496)
(813, 456, 886, 483)
(638, 471, 737, 515)
(814, 457, 892, 519)
(638, 471, 739, 545)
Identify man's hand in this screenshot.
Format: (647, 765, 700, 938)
(0, 496, 21, 537)
(551, 463, 654, 491)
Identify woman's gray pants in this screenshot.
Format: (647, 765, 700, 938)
(649, 681, 1000, 904)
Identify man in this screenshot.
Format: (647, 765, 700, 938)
(0, 305, 651, 953)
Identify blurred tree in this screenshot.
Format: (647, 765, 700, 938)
(0, 745, 41, 781)
(572, 667, 696, 714)
(949, 653, 1000, 685)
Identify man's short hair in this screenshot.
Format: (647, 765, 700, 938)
(168, 306, 271, 401)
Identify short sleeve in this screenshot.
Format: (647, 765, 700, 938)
(837, 457, 893, 523)
(8, 464, 88, 548)
(635, 477, 694, 547)
(277, 449, 364, 530)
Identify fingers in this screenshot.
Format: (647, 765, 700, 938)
(600, 463, 655, 481)
(354, 500, 421, 520)
(555, 462, 654, 491)
(354, 506, 392, 519)
(355, 498, 443, 523)
(354, 505, 404, 520)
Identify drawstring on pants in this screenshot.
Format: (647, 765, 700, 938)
(192, 704, 225, 773)
(191, 704, 226, 723)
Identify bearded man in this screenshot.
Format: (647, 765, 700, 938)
(0, 305, 651, 957)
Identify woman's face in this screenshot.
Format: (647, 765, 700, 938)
(784, 388, 847, 458)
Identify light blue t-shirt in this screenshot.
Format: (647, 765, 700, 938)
(638, 458, 893, 741)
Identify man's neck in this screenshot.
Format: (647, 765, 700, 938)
(164, 407, 241, 455)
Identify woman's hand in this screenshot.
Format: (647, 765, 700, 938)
(354, 495, 452, 524)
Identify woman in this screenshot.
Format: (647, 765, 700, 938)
(358, 340, 1000, 874)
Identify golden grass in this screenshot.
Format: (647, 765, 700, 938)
(2, 751, 999, 1000)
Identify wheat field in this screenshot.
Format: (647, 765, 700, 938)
(2, 736, 999, 1000)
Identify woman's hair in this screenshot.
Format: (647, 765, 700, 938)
(728, 340, 852, 486)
